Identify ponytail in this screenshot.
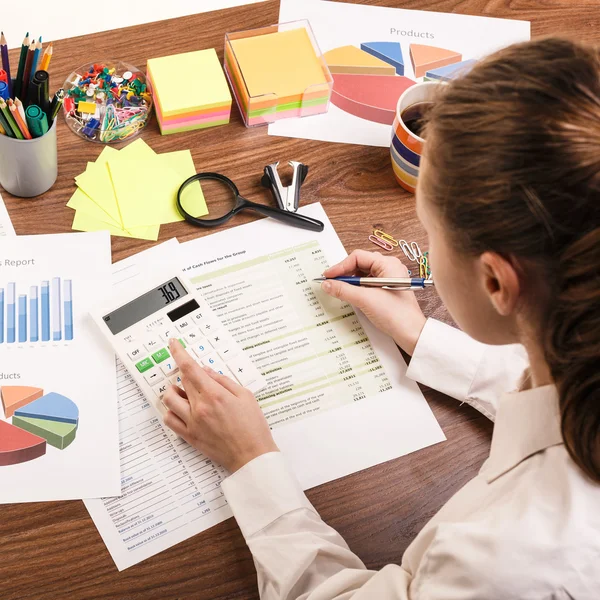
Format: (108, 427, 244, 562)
(422, 37, 600, 481)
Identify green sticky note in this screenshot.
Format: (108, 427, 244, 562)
(147, 49, 232, 117)
(152, 348, 170, 364)
(136, 358, 154, 373)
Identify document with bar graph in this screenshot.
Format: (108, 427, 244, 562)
(0, 278, 74, 344)
(0, 232, 120, 503)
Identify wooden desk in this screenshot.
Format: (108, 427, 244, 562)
(1, 1, 597, 598)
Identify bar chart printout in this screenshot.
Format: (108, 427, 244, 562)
(0, 278, 74, 345)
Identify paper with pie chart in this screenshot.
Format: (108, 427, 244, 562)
(0, 232, 120, 503)
(269, 0, 530, 147)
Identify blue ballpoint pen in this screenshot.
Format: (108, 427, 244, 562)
(313, 276, 434, 290)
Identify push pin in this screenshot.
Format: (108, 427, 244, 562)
(261, 161, 309, 213)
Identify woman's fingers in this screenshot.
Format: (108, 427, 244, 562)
(164, 409, 189, 438)
(324, 249, 384, 278)
(163, 385, 191, 423)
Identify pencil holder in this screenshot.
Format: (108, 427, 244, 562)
(0, 118, 57, 198)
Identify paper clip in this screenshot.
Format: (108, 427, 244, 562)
(399, 240, 417, 262)
(373, 229, 399, 247)
(369, 235, 394, 252)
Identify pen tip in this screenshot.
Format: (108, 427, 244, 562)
(313, 277, 326, 282)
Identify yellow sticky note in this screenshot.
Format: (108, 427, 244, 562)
(147, 49, 232, 117)
(117, 138, 157, 161)
(159, 151, 207, 218)
(109, 151, 206, 229)
(230, 28, 328, 100)
(72, 211, 160, 241)
(67, 188, 121, 228)
(75, 161, 123, 227)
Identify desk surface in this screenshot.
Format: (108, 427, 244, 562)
(1, 1, 598, 598)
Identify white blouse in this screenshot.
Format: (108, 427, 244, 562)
(221, 319, 600, 599)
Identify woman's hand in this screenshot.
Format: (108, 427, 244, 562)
(163, 339, 278, 473)
(321, 250, 427, 355)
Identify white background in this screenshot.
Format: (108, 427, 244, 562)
(2, 1, 266, 49)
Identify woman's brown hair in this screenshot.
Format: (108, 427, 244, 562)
(422, 37, 600, 482)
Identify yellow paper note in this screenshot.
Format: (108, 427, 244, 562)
(147, 49, 232, 117)
(109, 151, 206, 229)
(75, 161, 123, 227)
(72, 210, 160, 241)
(230, 28, 328, 99)
(67, 188, 122, 228)
(159, 151, 208, 218)
(117, 138, 157, 161)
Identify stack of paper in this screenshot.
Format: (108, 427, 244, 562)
(225, 25, 332, 126)
(67, 139, 208, 240)
(147, 49, 232, 135)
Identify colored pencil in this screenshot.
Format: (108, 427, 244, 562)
(22, 40, 35, 96)
(14, 33, 30, 99)
(40, 42, 53, 72)
(0, 119, 6, 135)
(8, 99, 31, 139)
(0, 32, 12, 98)
(31, 38, 42, 81)
(0, 98, 23, 139)
(0, 107, 13, 137)
(15, 97, 27, 123)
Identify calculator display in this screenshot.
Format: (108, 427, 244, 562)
(102, 278, 188, 334)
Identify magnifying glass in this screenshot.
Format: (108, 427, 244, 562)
(177, 172, 325, 232)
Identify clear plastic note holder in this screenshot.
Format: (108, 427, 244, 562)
(224, 20, 333, 128)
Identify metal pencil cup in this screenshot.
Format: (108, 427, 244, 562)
(0, 119, 58, 198)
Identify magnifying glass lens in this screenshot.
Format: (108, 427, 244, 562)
(180, 177, 237, 220)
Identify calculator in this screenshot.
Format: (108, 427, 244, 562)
(91, 267, 267, 417)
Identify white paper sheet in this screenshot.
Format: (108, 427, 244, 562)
(0, 193, 15, 237)
(269, 0, 530, 147)
(0, 231, 119, 502)
(85, 240, 234, 571)
(85, 206, 445, 570)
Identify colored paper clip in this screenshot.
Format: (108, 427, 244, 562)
(373, 229, 399, 247)
(369, 234, 394, 252)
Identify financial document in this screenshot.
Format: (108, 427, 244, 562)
(85, 205, 445, 570)
(0, 193, 15, 237)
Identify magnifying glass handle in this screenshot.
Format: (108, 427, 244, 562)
(246, 203, 325, 232)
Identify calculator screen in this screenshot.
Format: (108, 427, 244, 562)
(102, 277, 188, 334)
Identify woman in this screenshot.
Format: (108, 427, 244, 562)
(163, 37, 600, 598)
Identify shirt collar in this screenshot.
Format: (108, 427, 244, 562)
(482, 384, 564, 483)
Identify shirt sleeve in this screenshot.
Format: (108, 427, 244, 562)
(405, 319, 529, 421)
(222, 453, 503, 600)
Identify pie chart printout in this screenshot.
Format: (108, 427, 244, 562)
(0, 387, 79, 466)
(324, 41, 464, 125)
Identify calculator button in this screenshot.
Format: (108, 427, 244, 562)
(144, 337, 161, 353)
(192, 309, 206, 325)
(159, 328, 176, 343)
(152, 381, 168, 400)
(184, 328, 202, 344)
(197, 318, 221, 336)
(200, 352, 222, 368)
(160, 360, 179, 376)
(177, 338, 187, 349)
(151, 348, 170, 364)
(127, 346, 144, 362)
(135, 357, 154, 373)
(192, 339, 212, 359)
(228, 357, 261, 387)
(144, 370, 164, 386)
(175, 318, 193, 333)
(214, 365, 233, 379)
(169, 374, 183, 387)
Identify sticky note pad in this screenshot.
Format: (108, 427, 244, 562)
(230, 28, 328, 101)
(148, 48, 232, 134)
(224, 23, 332, 127)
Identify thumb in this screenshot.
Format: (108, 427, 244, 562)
(321, 280, 366, 308)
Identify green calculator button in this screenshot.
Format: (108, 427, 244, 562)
(135, 358, 154, 373)
(152, 348, 170, 364)
(178, 338, 187, 349)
